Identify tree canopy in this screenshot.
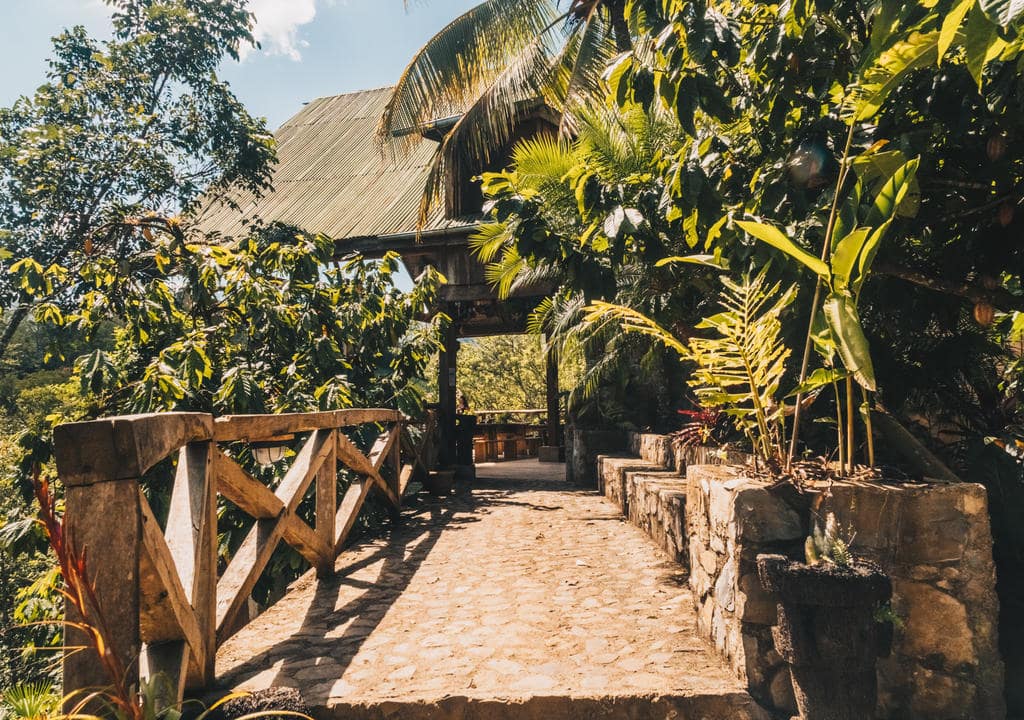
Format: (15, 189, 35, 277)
(0, 0, 275, 360)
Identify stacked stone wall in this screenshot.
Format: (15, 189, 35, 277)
(625, 472, 690, 567)
(821, 482, 1005, 719)
(685, 465, 804, 712)
(685, 465, 1005, 719)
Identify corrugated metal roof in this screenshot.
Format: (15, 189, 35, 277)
(191, 87, 476, 242)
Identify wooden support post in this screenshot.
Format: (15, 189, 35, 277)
(438, 322, 459, 467)
(61, 479, 142, 710)
(540, 342, 563, 462)
(160, 442, 217, 688)
(390, 424, 402, 496)
(315, 431, 337, 578)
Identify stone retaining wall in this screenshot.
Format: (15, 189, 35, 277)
(598, 432, 1005, 718)
(821, 482, 1005, 719)
(626, 472, 690, 567)
(596, 456, 667, 513)
(685, 465, 804, 713)
(686, 465, 1005, 720)
(566, 426, 627, 487)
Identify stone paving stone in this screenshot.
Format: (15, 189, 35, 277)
(215, 460, 768, 720)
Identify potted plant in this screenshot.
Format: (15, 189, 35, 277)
(757, 513, 892, 720)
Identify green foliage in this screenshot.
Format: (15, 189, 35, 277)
(805, 512, 853, 568)
(383, 0, 628, 220)
(583, 270, 797, 466)
(64, 228, 442, 419)
(0, 0, 275, 360)
(687, 272, 797, 466)
(1, 682, 59, 720)
(456, 335, 580, 411)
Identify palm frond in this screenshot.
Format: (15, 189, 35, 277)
(582, 300, 690, 357)
(415, 15, 571, 225)
(380, 0, 561, 149)
(468, 221, 514, 263)
(555, 5, 618, 135)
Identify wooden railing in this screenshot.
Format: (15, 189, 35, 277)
(52, 408, 436, 706)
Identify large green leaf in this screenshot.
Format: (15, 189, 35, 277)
(655, 254, 730, 270)
(980, 0, 1024, 27)
(850, 31, 941, 121)
(830, 227, 871, 292)
(853, 219, 893, 295)
(788, 367, 850, 397)
(940, 0, 975, 60)
(823, 293, 877, 391)
(736, 220, 829, 278)
(849, 150, 920, 218)
(965, 2, 1008, 86)
(865, 157, 920, 228)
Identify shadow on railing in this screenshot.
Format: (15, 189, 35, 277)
(52, 408, 437, 706)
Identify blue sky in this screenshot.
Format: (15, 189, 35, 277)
(0, 0, 479, 129)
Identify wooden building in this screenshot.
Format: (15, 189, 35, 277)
(194, 87, 563, 467)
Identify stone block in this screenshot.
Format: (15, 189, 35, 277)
(537, 445, 564, 463)
(674, 444, 753, 473)
(625, 471, 689, 566)
(630, 432, 674, 468)
(894, 580, 973, 667)
(820, 480, 1004, 720)
(733, 486, 803, 544)
(736, 571, 776, 626)
(714, 558, 736, 612)
(597, 456, 661, 515)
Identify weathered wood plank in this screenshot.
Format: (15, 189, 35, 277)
(213, 409, 401, 442)
(277, 429, 334, 513)
(279, 512, 333, 570)
(164, 442, 217, 687)
(398, 464, 415, 496)
(315, 434, 337, 577)
(213, 448, 285, 520)
(337, 430, 400, 506)
(138, 494, 204, 676)
(140, 641, 188, 710)
(368, 426, 400, 471)
(389, 425, 402, 499)
(54, 413, 214, 486)
(62, 479, 141, 711)
(213, 447, 331, 569)
(215, 518, 282, 644)
(334, 478, 372, 553)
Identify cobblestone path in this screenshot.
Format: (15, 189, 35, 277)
(215, 461, 767, 719)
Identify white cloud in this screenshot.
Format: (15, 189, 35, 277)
(243, 0, 325, 61)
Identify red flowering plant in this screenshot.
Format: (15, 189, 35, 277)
(32, 474, 138, 720)
(671, 407, 732, 450)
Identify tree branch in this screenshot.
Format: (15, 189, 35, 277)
(873, 261, 1024, 312)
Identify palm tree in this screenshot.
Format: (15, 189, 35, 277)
(380, 0, 633, 222)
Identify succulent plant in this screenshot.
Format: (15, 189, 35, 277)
(805, 512, 853, 568)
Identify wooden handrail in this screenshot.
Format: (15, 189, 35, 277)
(54, 408, 438, 709)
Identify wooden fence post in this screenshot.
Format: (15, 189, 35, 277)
(60, 476, 142, 709)
(316, 431, 337, 578)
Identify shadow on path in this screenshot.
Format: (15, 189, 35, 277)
(219, 469, 580, 704)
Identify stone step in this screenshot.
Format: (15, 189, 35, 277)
(596, 455, 676, 514)
(626, 471, 690, 569)
(320, 691, 770, 720)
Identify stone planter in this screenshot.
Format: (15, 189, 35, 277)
(757, 554, 892, 720)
